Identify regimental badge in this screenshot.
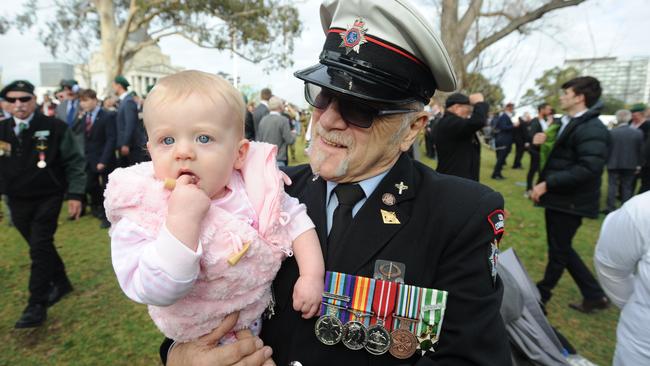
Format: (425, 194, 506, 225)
(339, 17, 368, 54)
(487, 209, 505, 236)
(489, 238, 499, 286)
(381, 209, 400, 225)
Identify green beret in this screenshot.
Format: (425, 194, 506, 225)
(114, 75, 130, 88)
(630, 103, 647, 113)
(0, 80, 35, 98)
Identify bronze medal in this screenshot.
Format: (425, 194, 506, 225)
(365, 323, 392, 355)
(315, 314, 343, 345)
(389, 328, 418, 359)
(342, 320, 368, 350)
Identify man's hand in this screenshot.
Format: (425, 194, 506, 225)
(97, 163, 105, 172)
(530, 182, 548, 203)
(532, 132, 547, 146)
(120, 145, 130, 156)
(167, 313, 275, 366)
(68, 199, 82, 220)
(469, 93, 484, 104)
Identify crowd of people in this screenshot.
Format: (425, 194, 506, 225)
(1, 0, 649, 365)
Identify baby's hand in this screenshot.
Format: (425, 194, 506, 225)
(167, 174, 210, 222)
(292, 274, 324, 319)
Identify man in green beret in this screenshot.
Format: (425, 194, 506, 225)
(0, 79, 86, 328)
(112, 75, 147, 166)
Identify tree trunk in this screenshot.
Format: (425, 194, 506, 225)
(440, 0, 466, 90)
(94, 0, 118, 96)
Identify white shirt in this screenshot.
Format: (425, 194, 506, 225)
(558, 109, 587, 136)
(325, 170, 390, 234)
(118, 91, 130, 101)
(537, 115, 549, 132)
(594, 192, 650, 365)
(13, 113, 35, 136)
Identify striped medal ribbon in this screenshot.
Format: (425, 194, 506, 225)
(416, 288, 448, 352)
(315, 271, 351, 346)
(365, 279, 398, 355)
(389, 284, 421, 359)
(348, 275, 376, 326)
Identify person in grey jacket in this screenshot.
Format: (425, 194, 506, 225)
(605, 109, 644, 213)
(256, 96, 295, 166)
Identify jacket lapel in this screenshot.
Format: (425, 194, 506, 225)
(329, 154, 416, 274)
(301, 174, 328, 256)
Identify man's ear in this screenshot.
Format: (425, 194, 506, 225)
(399, 113, 428, 152)
(233, 139, 250, 170)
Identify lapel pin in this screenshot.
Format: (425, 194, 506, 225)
(395, 182, 408, 195)
(380, 209, 400, 224)
(382, 193, 396, 206)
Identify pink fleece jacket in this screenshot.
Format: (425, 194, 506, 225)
(105, 142, 311, 342)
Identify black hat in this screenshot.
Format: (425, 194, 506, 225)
(294, 0, 457, 105)
(445, 93, 470, 108)
(0, 80, 35, 98)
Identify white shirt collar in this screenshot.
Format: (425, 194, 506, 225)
(119, 91, 129, 101)
(13, 113, 35, 135)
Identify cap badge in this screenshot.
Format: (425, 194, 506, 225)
(17, 82, 25, 88)
(339, 17, 368, 54)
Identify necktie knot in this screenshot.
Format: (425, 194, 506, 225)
(334, 183, 365, 206)
(18, 122, 27, 132)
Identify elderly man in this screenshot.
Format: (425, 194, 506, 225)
(0, 80, 85, 328)
(434, 92, 488, 181)
(162, 0, 511, 365)
(605, 109, 643, 213)
(256, 96, 296, 166)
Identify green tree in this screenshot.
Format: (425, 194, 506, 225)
(464, 72, 504, 111)
(520, 66, 579, 110)
(2, 0, 301, 91)
(600, 95, 626, 115)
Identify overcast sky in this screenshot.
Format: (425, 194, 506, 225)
(0, 0, 648, 109)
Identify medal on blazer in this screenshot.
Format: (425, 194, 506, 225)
(0, 140, 11, 157)
(341, 275, 375, 350)
(315, 272, 350, 345)
(390, 284, 421, 359)
(35, 136, 48, 169)
(366, 279, 397, 355)
(416, 288, 448, 352)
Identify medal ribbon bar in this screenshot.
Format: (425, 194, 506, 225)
(416, 288, 448, 347)
(371, 279, 398, 330)
(393, 284, 421, 333)
(348, 275, 376, 326)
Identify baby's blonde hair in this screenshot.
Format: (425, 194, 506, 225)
(143, 70, 246, 137)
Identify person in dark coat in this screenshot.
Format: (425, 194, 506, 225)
(74, 88, 117, 228)
(605, 109, 643, 213)
(491, 103, 515, 179)
(112, 76, 147, 166)
(629, 103, 650, 194)
(252, 88, 272, 140)
(0, 80, 86, 328)
(435, 92, 489, 181)
(525, 103, 552, 195)
(511, 113, 528, 169)
(530, 76, 611, 313)
(161, 1, 511, 365)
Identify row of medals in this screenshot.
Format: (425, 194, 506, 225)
(314, 293, 420, 359)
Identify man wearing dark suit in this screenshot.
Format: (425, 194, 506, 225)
(0, 80, 85, 328)
(434, 92, 488, 181)
(511, 114, 528, 169)
(629, 103, 650, 194)
(54, 80, 80, 128)
(605, 109, 644, 213)
(531, 76, 610, 313)
(252, 88, 272, 140)
(526, 103, 552, 194)
(75, 89, 116, 228)
(491, 103, 515, 179)
(162, 1, 511, 365)
(112, 76, 147, 166)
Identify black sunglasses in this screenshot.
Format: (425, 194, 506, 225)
(304, 83, 418, 128)
(5, 96, 33, 103)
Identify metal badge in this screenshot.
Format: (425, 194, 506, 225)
(314, 314, 343, 345)
(389, 328, 418, 359)
(381, 193, 396, 206)
(380, 210, 400, 225)
(365, 323, 392, 355)
(339, 17, 368, 55)
(395, 182, 408, 195)
(37, 160, 47, 169)
(342, 320, 368, 350)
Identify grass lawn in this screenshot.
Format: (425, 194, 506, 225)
(0, 138, 618, 365)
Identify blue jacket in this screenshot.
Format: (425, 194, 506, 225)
(493, 112, 514, 147)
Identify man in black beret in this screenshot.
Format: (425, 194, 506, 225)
(434, 92, 489, 181)
(0, 80, 86, 328)
(162, 0, 511, 365)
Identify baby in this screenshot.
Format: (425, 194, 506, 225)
(106, 70, 324, 342)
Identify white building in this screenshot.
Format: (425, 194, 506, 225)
(76, 39, 182, 97)
(565, 56, 650, 105)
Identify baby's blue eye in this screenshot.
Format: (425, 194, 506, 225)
(197, 135, 211, 144)
(162, 136, 174, 145)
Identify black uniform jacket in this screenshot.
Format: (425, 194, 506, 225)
(262, 154, 511, 366)
(435, 102, 488, 181)
(538, 106, 610, 218)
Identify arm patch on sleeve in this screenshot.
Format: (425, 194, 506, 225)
(487, 209, 505, 236)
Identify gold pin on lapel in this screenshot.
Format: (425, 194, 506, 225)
(381, 209, 400, 224)
(395, 182, 408, 195)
